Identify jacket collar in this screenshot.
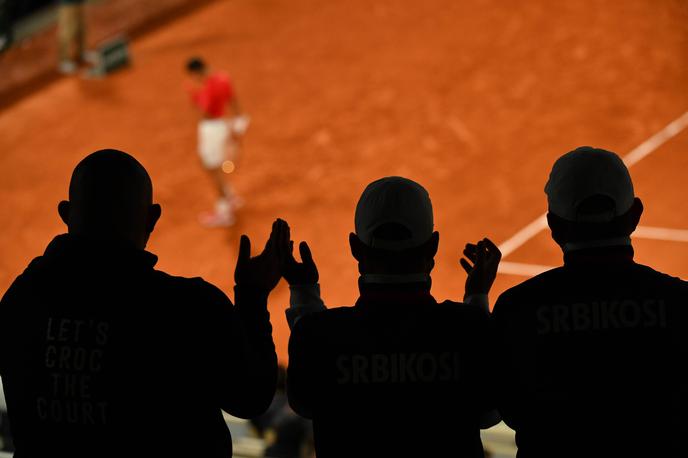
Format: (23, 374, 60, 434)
(355, 277, 437, 308)
(43, 234, 158, 269)
(563, 244, 634, 267)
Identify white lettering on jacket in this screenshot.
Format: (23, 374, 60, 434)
(336, 352, 461, 384)
(536, 299, 667, 335)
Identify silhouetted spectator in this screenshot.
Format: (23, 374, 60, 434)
(492, 146, 688, 458)
(280, 177, 502, 458)
(0, 149, 280, 457)
(57, 0, 85, 74)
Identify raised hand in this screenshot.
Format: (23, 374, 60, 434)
(275, 220, 319, 286)
(460, 238, 502, 296)
(234, 219, 284, 291)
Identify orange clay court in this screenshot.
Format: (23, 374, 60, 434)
(1, 0, 688, 363)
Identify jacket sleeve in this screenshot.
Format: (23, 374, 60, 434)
(491, 291, 527, 431)
(199, 281, 277, 418)
(474, 308, 501, 428)
(286, 314, 317, 419)
(0, 271, 31, 375)
(0, 279, 17, 374)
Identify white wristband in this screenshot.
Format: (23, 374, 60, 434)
(286, 284, 326, 329)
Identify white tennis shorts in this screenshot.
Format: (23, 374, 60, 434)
(198, 119, 235, 169)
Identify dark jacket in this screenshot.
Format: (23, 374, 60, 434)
(0, 234, 277, 457)
(288, 282, 495, 458)
(492, 246, 688, 458)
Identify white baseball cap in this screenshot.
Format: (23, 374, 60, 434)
(545, 146, 635, 222)
(355, 176, 434, 251)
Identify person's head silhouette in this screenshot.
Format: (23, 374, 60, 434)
(57, 149, 161, 249)
(349, 176, 439, 282)
(544, 146, 643, 252)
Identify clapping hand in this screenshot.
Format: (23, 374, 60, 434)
(275, 219, 319, 286)
(234, 219, 284, 291)
(460, 238, 502, 296)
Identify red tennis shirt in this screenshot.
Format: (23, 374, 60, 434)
(189, 72, 234, 118)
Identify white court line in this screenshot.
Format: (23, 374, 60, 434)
(498, 261, 555, 276)
(497, 110, 688, 259)
(622, 111, 688, 167)
(496, 215, 549, 259)
(634, 226, 688, 243)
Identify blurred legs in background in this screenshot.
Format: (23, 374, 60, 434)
(197, 120, 243, 228)
(201, 166, 237, 227)
(57, 0, 85, 73)
(0, 0, 12, 52)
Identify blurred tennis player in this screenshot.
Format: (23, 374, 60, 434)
(186, 56, 249, 227)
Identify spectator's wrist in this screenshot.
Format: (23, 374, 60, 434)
(234, 284, 270, 307)
(464, 293, 490, 314)
(289, 283, 323, 309)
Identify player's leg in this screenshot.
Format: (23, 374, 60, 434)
(197, 119, 234, 227)
(208, 166, 235, 218)
(210, 167, 232, 199)
(223, 136, 244, 209)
